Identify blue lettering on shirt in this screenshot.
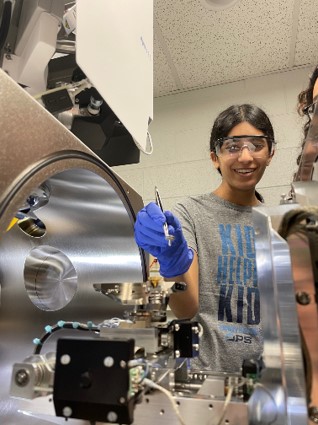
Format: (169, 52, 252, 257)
(216, 224, 260, 326)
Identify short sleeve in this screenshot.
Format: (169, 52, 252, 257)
(172, 201, 198, 253)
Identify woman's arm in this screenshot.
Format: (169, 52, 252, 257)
(168, 252, 199, 319)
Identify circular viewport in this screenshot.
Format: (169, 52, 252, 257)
(24, 246, 78, 311)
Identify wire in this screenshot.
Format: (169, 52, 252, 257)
(133, 130, 154, 155)
(145, 131, 154, 154)
(33, 321, 100, 354)
(33, 79, 92, 101)
(214, 385, 233, 425)
(206, 377, 247, 425)
(143, 378, 187, 425)
(128, 359, 149, 382)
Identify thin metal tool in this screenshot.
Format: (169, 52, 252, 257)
(155, 186, 175, 246)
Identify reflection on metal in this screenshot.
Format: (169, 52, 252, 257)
(18, 216, 46, 238)
(293, 181, 318, 206)
(94, 282, 148, 305)
(24, 246, 78, 311)
(252, 204, 308, 425)
(278, 207, 318, 423)
(0, 69, 147, 424)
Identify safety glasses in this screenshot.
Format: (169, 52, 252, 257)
(215, 135, 275, 158)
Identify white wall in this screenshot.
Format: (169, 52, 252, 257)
(113, 66, 313, 209)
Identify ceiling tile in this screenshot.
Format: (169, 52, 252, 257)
(294, 0, 318, 66)
(154, 0, 317, 97)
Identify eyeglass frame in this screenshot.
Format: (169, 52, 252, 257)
(214, 135, 276, 157)
(302, 101, 318, 121)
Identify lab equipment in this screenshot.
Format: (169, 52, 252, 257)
(155, 186, 175, 246)
(0, 1, 317, 424)
(0, 68, 314, 424)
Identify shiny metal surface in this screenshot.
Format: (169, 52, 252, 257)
(293, 181, 318, 206)
(277, 206, 318, 422)
(252, 204, 308, 424)
(0, 69, 147, 424)
(288, 232, 318, 421)
(94, 282, 148, 305)
(24, 245, 78, 311)
(133, 392, 249, 425)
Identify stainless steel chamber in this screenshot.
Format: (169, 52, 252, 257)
(0, 69, 147, 424)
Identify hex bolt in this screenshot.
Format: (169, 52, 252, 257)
(107, 411, 118, 422)
(296, 291, 311, 305)
(62, 406, 72, 417)
(15, 369, 29, 387)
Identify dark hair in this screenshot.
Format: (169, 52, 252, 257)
(296, 66, 318, 165)
(297, 66, 318, 116)
(209, 104, 275, 153)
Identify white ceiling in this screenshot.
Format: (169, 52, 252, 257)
(153, 0, 318, 97)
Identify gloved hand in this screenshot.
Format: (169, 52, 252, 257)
(134, 202, 194, 278)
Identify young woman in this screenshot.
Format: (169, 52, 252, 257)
(135, 104, 276, 372)
(296, 65, 318, 166)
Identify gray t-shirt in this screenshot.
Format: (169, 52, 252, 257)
(173, 193, 263, 373)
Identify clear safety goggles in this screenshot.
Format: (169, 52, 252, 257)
(215, 135, 275, 158)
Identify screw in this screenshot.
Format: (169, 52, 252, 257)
(107, 411, 118, 422)
(296, 291, 310, 305)
(119, 397, 126, 404)
(120, 360, 127, 368)
(174, 324, 180, 331)
(104, 356, 114, 367)
(15, 369, 29, 387)
(62, 406, 72, 417)
(60, 354, 71, 365)
(192, 344, 199, 351)
(175, 350, 180, 358)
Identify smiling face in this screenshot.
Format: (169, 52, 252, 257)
(210, 121, 273, 205)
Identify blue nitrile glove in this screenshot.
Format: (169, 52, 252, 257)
(134, 202, 194, 278)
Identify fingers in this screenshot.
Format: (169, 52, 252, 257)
(165, 210, 181, 229)
(145, 202, 166, 223)
(135, 202, 168, 248)
(135, 224, 168, 248)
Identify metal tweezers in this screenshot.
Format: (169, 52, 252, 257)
(155, 186, 175, 246)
